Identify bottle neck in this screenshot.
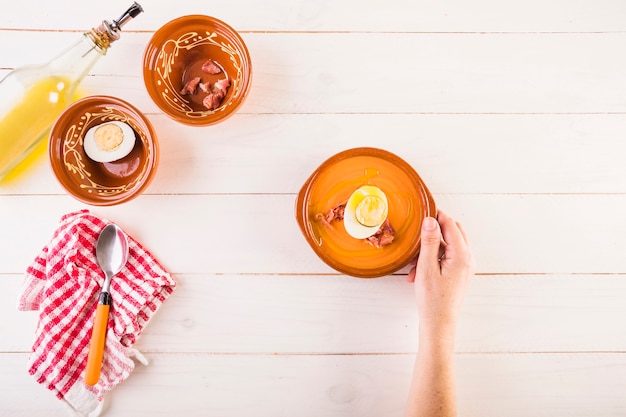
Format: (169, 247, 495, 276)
(46, 28, 111, 83)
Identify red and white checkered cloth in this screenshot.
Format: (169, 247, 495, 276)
(17, 210, 176, 416)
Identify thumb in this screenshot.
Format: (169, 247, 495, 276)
(417, 217, 442, 268)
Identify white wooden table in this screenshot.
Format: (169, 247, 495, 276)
(2, 1, 626, 416)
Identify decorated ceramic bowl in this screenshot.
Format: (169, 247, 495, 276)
(142, 14, 252, 126)
(49, 95, 159, 206)
(295, 147, 436, 278)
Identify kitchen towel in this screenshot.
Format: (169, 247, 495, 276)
(18, 210, 176, 416)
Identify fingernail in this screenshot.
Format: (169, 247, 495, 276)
(422, 217, 437, 231)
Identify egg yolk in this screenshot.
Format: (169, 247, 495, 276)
(355, 195, 386, 227)
(93, 124, 124, 152)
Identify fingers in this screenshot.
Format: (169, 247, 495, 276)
(407, 265, 416, 282)
(417, 216, 443, 270)
(437, 211, 467, 254)
(457, 221, 470, 245)
(409, 210, 471, 283)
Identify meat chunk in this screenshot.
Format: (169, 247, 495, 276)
(179, 77, 201, 95)
(314, 203, 345, 227)
(201, 59, 222, 74)
(201, 79, 231, 111)
(213, 79, 231, 95)
(365, 219, 395, 248)
(202, 93, 224, 111)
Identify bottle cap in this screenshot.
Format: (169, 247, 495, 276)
(102, 2, 144, 42)
(88, 2, 143, 50)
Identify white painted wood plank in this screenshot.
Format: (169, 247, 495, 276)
(455, 353, 626, 417)
(2, 0, 626, 32)
(2, 113, 626, 195)
(5, 274, 626, 354)
(2, 1, 626, 414)
(2, 352, 626, 417)
(2, 32, 626, 114)
(0, 194, 624, 275)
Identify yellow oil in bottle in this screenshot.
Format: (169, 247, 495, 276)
(0, 76, 74, 181)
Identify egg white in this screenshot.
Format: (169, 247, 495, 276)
(343, 185, 389, 239)
(83, 121, 136, 163)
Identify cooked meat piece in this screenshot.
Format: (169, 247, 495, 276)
(199, 82, 210, 93)
(202, 93, 224, 111)
(365, 219, 395, 248)
(201, 79, 231, 110)
(213, 78, 231, 95)
(314, 213, 330, 228)
(179, 77, 201, 95)
(318, 203, 346, 225)
(201, 59, 222, 74)
(315, 203, 345, 228)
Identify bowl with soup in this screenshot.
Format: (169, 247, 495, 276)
(142, 14, 252, 126)
(295, 147, 436, 278)
(49, 95, 159, 206)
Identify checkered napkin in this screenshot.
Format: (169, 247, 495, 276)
(17, 210, 176, 416)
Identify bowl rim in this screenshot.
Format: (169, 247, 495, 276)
(295, 147, 437, 278)
(142, 14, 253, 127)
(48, 95, 159, 206)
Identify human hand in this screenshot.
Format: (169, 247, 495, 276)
(407, 210, 474, 351)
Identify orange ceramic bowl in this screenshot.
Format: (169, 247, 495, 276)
(295, 147, 436, 278)
(49, 95, 159, 206)
(142, 14, 252, 126)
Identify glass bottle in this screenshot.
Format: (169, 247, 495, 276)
(0, 2, 143, 181)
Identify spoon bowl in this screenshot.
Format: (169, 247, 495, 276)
(96, 224, 130, 291)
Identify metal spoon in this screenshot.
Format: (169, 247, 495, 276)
(85, 224, 129, 386)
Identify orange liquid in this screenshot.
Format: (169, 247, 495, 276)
(0, 76, 73, 180)
(304, 154, 433, 274)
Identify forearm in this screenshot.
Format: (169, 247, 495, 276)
(404, 328, 457, 417)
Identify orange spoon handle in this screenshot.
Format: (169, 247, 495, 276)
(85, 299, 110, 386)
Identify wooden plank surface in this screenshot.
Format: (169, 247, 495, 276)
(0, 194, 624, 275)
(2, 1, 626, 32)
(2, 32, 626, 114)
(5, 274, 626, 354)
(2, 113, 626, 195)
(3, 353, 626, 417)
(1, 1, 625, 416)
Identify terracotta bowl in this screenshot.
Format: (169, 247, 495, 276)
(295, 147, 437, 278)
(142, 14, 252, 126)
(49, 95, 159, 206)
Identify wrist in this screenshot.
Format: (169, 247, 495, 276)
(418, 320, 457, 357)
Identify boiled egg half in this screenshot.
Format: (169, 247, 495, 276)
(83, 121, 136, 163)
(343, 185, 389, 239)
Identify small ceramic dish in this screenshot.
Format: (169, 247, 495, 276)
(295, 147, 436, 278)
(49, 95, 159, 206)
(142, 14, 252, 126)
